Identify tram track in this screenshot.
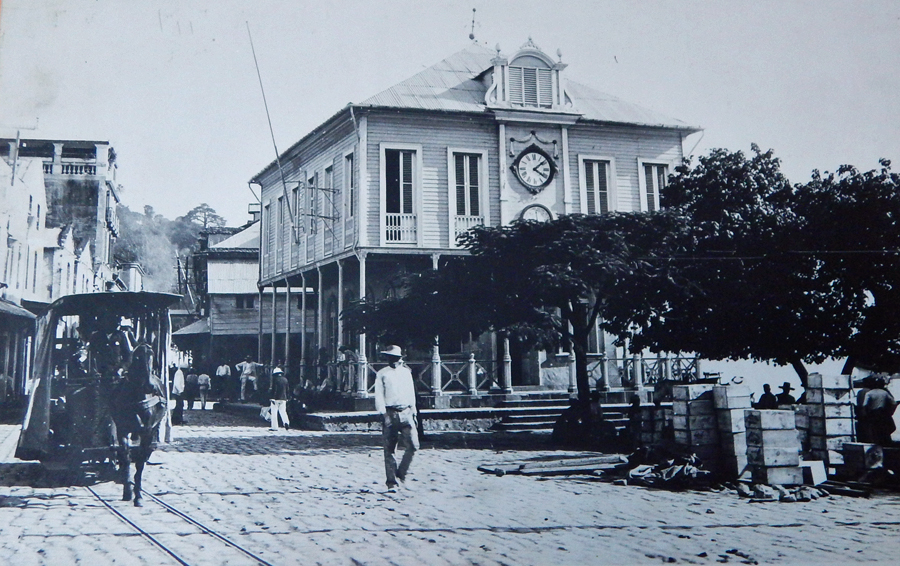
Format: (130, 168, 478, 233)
(85, 485, 275, 566)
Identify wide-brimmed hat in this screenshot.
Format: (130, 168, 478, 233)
(780, 382, 793, 391)
(379, 345, 403, 358)
(272, 367, 284, 375)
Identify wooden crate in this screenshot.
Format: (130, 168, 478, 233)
(673, 399, 715, 416)
(672, 384, 715, 401)
(806, 388, 853, 404)
(745, 409, 796, 430)
(751, 465, 804, 486)
(842, 442, 884, 471)
(673, 414, 718, 431)
(720, 431, 747, 456)
(808, 417, 853, 436)
(746, 428, 801, 448)
(712, 385, 753, 409)
(717, 408, 746, 433)
(747, 446, 801, 467)
(807, 373, 852, 390)
(674, 428, 719, 446)
(806, 403, 853, 419)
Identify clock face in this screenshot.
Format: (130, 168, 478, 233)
(520, 205, 552, 222)
(515, 150, 553, 191)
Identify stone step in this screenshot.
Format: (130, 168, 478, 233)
(498, 421, 558, 431)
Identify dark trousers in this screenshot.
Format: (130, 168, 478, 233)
(382, 407, 419, 487)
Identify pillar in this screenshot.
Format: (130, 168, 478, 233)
(431, 341, 442, 396)
(502, 337, 513, 394)
(300, 272, 307, 381)
(356, 252, 368, 397)
(284, 277, 291, 368)
(567, 348, 577, 394)
(467, 352, 478, 395)
(598, 352, 610, 392)
(270, 280, 277, 365)
(257, 286, 264, 362)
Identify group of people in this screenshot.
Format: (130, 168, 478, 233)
(753, 382, 797, 409)
(753, 377, 897, 447)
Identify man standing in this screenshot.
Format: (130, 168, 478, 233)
(776, 382, 796, 405)
(862, 376, 897, 446)
(269, 366, 290, 431)
(756, 384, 778, 410)
(374, 345, 419, 492)
(215, 362, 232, 400)
(235, 355, 259, 402)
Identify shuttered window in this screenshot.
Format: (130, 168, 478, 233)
(509, 66, 553, 108)
(454, 153, 480, 216)
(345, 154, 355, 217)
(584, 160, 610, 214)
(385, 149, 414, 214)
(308, 174, 318, 233)
(643, 164, 668, 212)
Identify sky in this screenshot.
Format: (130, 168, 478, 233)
(1, 0, 899, 226)
(1, 0, 899, 387)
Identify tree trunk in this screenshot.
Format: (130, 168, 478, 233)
(573, 341, 591, 404)
(790, 358, 809, 389)
(840, 356, 855, 376)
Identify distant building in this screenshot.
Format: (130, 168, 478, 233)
(250, 40, 701, 402)
(174, 216, 310, 375)
(1, 138, 123, 305)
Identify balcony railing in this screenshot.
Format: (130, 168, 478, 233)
(454, 215, 484, 241)
(59, 163, 97, 175)
(385, 213, 416, 243)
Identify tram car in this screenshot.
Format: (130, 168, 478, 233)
(15, 291, 180, 469)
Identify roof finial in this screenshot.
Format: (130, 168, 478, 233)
(469, 8, 476, 41)
(556, 48, 563, 62)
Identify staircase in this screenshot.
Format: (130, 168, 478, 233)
(492, 398, 632, 433)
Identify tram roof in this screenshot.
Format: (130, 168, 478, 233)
(48, 292, 182, 317)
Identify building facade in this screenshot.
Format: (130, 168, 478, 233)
(250, 40, 700, 403)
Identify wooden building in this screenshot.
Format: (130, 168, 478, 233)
(250, 40, 701, 405)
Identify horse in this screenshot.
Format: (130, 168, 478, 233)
(110, 343, 166, 506)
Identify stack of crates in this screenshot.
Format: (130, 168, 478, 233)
(639, 405, 672, 447)
(794, 405, 811, 453)
(806, 373, 854, 466)
(713, 385, 752, 478)
(672, 384, 719, 471)
(745, 409, 803, 485)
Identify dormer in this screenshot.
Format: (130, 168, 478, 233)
(485, 38, 575, 113)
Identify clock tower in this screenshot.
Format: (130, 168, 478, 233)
(484, 38, 583, 224)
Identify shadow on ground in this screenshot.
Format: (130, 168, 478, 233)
(0, 461, 119, 488)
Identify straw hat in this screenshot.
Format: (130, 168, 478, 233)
(379, 345, 403, 358)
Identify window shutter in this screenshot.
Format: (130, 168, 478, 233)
(596, 162, 608, 214)
(538, 69, 552, 107)
(523, 68, 538, 106)
(644, 165, 656, 212)
(402, 151, 413, 214)
(509, 67, 523, 104)
(455, 154, 466, 216)
(468, 155, 479, 216)
(585, 162, 596, 215)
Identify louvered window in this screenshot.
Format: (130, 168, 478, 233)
(642, 164, 668, 212)
(308, 174, 318, 233)
(386, 149, 414, 214)
(345, 154, 355, 217)
(509, 66, 553, 108)
(584, 160, 610, 214)
(454, 153, 480, 216)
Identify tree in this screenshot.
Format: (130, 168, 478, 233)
(792, 160, 900, 373)
(344, 212, 686, 402)
(636, 146, 859, 386)
(184, 203, 227, 229)
(113, 205, 177, 292)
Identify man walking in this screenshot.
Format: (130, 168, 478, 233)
(215, 362, 231, 400)
(374, 346, 419, 492)
(269, 366, 290, 431)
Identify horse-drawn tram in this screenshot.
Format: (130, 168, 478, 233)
(15, 291, 179, 501)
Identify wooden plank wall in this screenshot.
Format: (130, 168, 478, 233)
(567, 124, 683, 213)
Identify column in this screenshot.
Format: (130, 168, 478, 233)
(257, 286, 264, 362)
(502, 337, 513, 394)
(598, 352, 610, 392)
(337, 260, 344, 348)
(284, 277, 291, 368)
(567, 348, 577, 394)
(316, 266, 324, 353)
(270, 281, 277, 365)
(467, 353, 478, 395)
(300, 272, 307, 381)
(356, 252, 368, 397)
(431, 341, 442, 396)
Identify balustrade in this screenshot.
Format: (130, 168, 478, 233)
(454, 215, 484, 240)
(384, 213, 416, 243)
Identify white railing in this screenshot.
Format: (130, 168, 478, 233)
(42, 163, 52, 174)
(60, 164, 97, 175)
(454, 215, 484, 240)
(385, 213, 416, 243)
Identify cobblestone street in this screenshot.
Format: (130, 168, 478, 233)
(1, 408, 899, 565)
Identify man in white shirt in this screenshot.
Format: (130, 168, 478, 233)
(374, 345, 419, 492)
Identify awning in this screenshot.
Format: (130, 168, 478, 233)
(173, 317, 210, 336)
(0, 298, 37, 320)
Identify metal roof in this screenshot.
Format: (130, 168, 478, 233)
(47, 292, 182, 317)
(0, 298, 36, 320)
(172, 317, 210, 336)
(357, 43, 699, 131)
